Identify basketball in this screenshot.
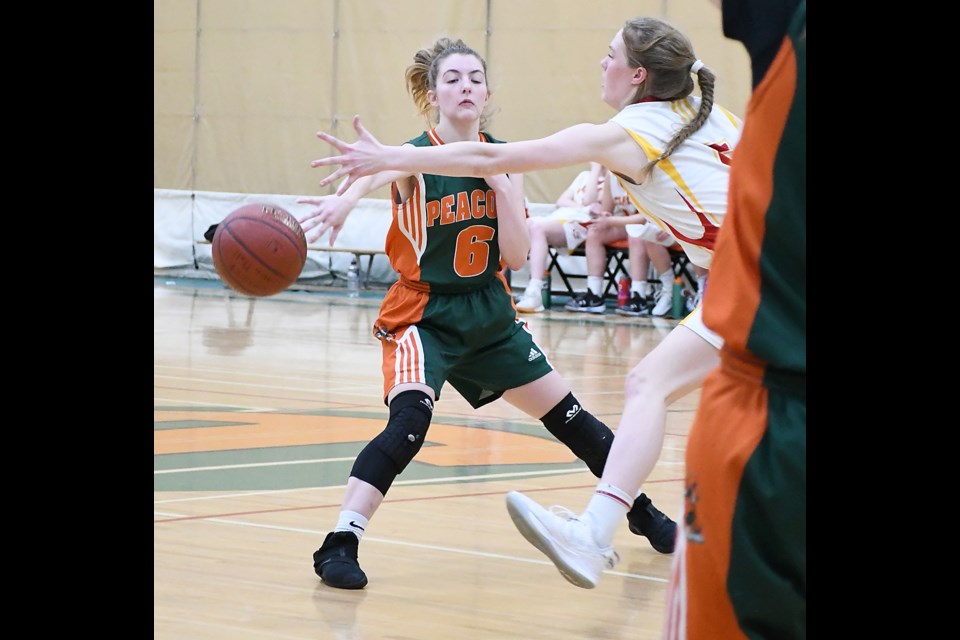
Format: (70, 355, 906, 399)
(211, 203, 308, 297)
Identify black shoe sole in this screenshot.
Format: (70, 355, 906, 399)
(315, 559, 368, 589)
(627, 521, 676, 554)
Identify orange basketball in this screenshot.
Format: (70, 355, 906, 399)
(211, 203, 308, 297)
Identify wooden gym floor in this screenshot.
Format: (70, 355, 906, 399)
(154, 277, 697, 639)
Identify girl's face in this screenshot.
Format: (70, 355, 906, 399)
(600, 29, 643, 110)
(429, 53, 489, 124)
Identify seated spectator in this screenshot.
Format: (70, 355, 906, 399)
(616, 224, 677, 316)
(564, 177, 678, 316)
(515, 163, 607, 313)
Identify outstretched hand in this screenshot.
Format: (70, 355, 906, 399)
(295, 194, 355, 246)
(311, 115, 387, 196)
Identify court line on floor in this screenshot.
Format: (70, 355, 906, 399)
(152, 514, 668, 584)
(154, 468, 594, 504)
(155, 456, 360, 474)
(157, 454, 683, 476)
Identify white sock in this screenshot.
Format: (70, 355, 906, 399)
(658, 269, 674, 292)
(587, 276, 604, 297)
(335, 510, 368, 541)
(630, 280, 653, 298)
(526, 278, 544, 294)
(582, 483, 633, 548)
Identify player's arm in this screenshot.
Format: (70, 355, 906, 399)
(296, 168, 411, 246)
(485, 172, 529, 271)
(313, 116, 645, 195)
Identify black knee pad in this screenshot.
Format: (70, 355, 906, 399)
(350, 390, 434, 495)
(540, 392, 613, 477)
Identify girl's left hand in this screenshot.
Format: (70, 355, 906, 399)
(313, 115, 387, 195)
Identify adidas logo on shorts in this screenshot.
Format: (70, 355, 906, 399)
(528, 348, 542, 362)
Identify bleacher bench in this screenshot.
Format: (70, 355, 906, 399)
(307, 246, 385, 289)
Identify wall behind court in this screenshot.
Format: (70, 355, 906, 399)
(154, 0, 750, 205)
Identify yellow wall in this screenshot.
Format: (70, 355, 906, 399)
(154, 0, 749, 204)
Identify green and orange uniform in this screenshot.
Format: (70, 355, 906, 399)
(663, 1, 806, 638)
(373, 128, 554, 407)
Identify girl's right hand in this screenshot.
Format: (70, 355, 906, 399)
(295, 195, 355, 245)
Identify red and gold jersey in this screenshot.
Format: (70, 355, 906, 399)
(609, 98, 742, 269)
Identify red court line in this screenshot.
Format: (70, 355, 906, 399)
(153, 478, 680, 524)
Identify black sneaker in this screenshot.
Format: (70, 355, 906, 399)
(626, 493, 677, 554)
(616, 292, 653, 316)
(313, 531, 368, 589)
(563, 291, 606, 313)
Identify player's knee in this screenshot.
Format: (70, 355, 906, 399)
(350, 390, 434, 494)
(377, 390, 434, 472)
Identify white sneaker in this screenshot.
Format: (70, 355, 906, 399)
(651, 288, 673, 317)
(516, 290, 544, 313)
(505, 491, 619, 589)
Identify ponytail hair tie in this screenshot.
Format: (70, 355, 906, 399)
(690, 59, 704, 74)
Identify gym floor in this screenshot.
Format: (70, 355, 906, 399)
(154, 277, 692, 639)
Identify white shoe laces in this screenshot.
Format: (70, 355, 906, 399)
(545, 506, 620, 569)
(547, 505, 578, 521)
